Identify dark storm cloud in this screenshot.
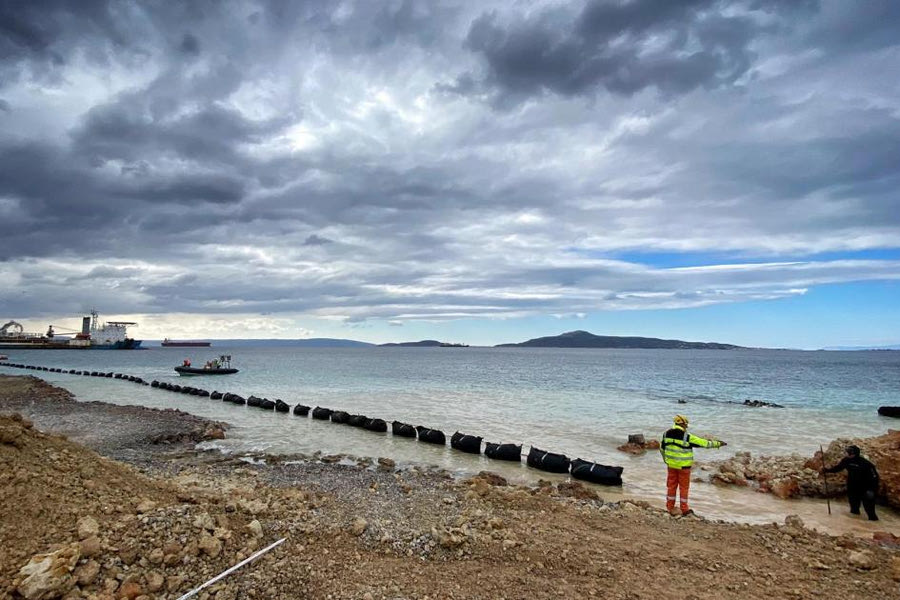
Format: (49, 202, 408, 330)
(452, 0, 784, 103)
(0, 0, 899, 329)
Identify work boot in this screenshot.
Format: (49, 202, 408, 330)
(682, 509, 695, 517)
(668, 507, 682, 517)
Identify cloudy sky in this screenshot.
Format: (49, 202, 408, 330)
(1, 0, 899, 348)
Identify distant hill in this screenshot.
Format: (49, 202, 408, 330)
(160, 338, 375, 348)
(495, 330, 742, 350)
(379, 340, 469, 347)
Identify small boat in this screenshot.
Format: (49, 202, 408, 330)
(0, 354, 8, 360)
(175, 355, 237, 375)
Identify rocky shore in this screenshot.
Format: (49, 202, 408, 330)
(704, 431, 900, 509)
(2, 375, 900, 599)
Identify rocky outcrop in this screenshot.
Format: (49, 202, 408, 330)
(617, 434, 660, 455)
(705, 430, 900, 508)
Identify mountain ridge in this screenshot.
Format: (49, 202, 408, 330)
(494, 330, 742, 350)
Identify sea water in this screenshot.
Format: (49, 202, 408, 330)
(3, 346, 898, 534)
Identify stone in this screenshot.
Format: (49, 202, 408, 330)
(848, 550, 875, 570)
(16, 543, 81, 600)
(377, 457, 396, 470)
(784, 515, 804, 529)
(192, 512, 216, 531)
(146, 572, 165, 593)
(890, 557, 900, 582)
(80, 536, 102, 557)
(148, 548, 164, 564)
(770, 478, 800, 499)
(76, 516, 100, 540)
(117, 582, 142, 600)
(74, 560, 101, 586)
(135, 499, 156, 514)
(349, 517, 368, 536)
(198, 532, 223, 558)
(247, 519, 263, 538)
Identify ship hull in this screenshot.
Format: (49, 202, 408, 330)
(162, 341, 211, 347)
(90, 339, 143, 350)
(175, 366, 238, 375)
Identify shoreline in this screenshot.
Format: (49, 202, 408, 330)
(3, 373, 898, 537)
(2, 375, 900, 599)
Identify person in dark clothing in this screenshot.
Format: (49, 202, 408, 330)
(824, 445, 879, 521)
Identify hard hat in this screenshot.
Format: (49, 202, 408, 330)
(674, 414, 689, 427)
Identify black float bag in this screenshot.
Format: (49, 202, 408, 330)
(391, 421, 417, 437)
(348, 414, 369, 427)
(526, 447, 570, 473)
(416, 426, 446, 445)
(365, 418, 388, 432)
(484, 442, 522, 462)
(274, 399, 290, 413)
(331, 410, 350, 424)
(312, 406, 333, 420)
(293, 404, 310, 416)
(450, 432, 482, 454)
(570, 459, 624, 486)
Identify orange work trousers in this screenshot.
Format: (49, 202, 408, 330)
(666, 466, 691, 512)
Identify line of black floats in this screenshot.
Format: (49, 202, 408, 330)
(0, 360, 623, 486)
(0, 362, 151, 385)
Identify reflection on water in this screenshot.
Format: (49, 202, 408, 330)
(2, 346, 899, 537)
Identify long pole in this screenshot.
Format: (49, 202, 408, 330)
(175, 537, 286, 600)
(820, 445, 831, 515)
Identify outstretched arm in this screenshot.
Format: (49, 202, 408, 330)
(687, 433, 725, 449)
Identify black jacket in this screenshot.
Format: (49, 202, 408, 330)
(825, 455, 879, 491)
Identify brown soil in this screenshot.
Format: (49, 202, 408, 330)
(2, 376, 900, 600)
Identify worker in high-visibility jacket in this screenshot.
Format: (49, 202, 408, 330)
(660, 415, 726, 516)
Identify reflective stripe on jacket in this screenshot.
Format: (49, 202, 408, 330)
(660, 425, 720, 469)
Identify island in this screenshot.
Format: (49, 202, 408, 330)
(379, 340, 470, 347)
(494, 330, 742, 350)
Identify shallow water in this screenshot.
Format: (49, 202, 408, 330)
(2, 346, 898, 535)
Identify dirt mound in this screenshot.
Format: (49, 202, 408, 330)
(0, 412, 177, 592)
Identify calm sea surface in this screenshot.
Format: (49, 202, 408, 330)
(3, 346, 898, 533)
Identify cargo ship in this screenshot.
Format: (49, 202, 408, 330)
(162, 338, 212, 347)
(0, 311, 141, 350)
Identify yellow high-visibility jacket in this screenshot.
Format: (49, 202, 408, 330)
(660, 425, 722, 469)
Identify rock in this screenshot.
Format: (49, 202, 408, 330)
(74, 560, 100, 586)
(848, 550, 875, 570)
(349, 517, 368, 536)
(377, 457, 396, 470)
(770, 478, 800, 499)
(148, 548, 164, 564)
(784, 514, 805, 529)
(80, 536, 102, 557)
(556, 481, 599, 501)
(135, 499, 156, 514)
(202, 425, 226, 440)
(146, 572, 165, 593)
(432, 527, 466, 549)
(117, 581, 142, 600)
(890, 557, 900, 582)
(16, 543, 81, 600)
(192, 512, 216, 531)
(198, 532, 223, 558)
(475, 471, 508, 487)
(247, 519, 263, 537)
(76, 516, 100, 540)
